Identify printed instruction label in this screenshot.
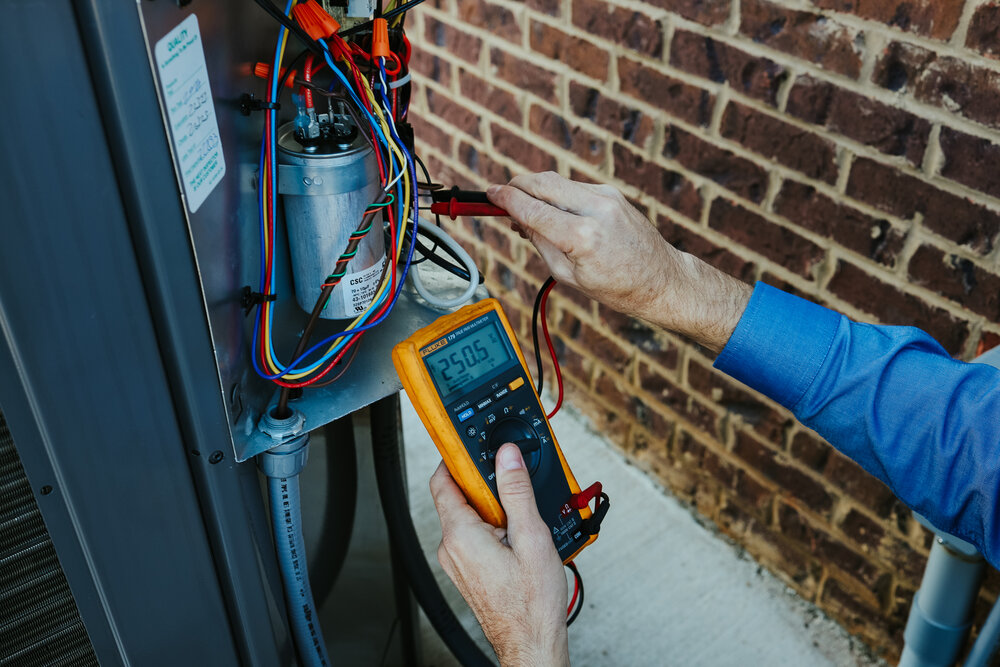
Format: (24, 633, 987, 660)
(342, 257, 386, 315)
(154, 14, 226, 214)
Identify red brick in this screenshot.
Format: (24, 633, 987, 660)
(774, 179, 905, 267)
(778, 503, 885, 589)
(688, 361, 791, 441)
(813, 0, 964, 41)
(789, 430, 831, 472)
(966, 3, 1000, 59)
(872, 40, 934, 96)
(410, 50, 452, 88)
(741, 0, 863, 78)
(579, 321, 632, 372)
(426, 90, 480, 139)
(823, 453, 896, 524)
(572, 0, 664, 57)
(827, 260, 970, 354)
(670, 30, 788, 106)
(458, 141, 512, 184)
(664, 126, 768, 202)
(734, 434, 834, 514)
(618, 58, 714, 127)
(490, 123, 557, 173)
(939, 127, 1000, 200)
(410, 114, 451, 155)
(840, 508, 886, 552)
(529, 106, 605, 165)
(614, 143, 701, 219)
(527, 0, 560, 16)
(786, 76, 931, 164)
(846, 157, 1000, 255)
(459, 70, 521, 125)
(424, 17, 483, 65)
(708, 199, 824, 278)
(979, 331, 1000, 356)
(908, 244, 1000, 321)
(598, 305, 679, 371)
(457, 0, 521, 42)
(639, 363, 720, 436)
(820, 577, 886, 635)
(656, 215, 756, 283)
(423, 153, 475, 192)
(490, 49, 558, 100)
(720, 101, 838, 183)
(569, 82, 653, 147)
(644, 0, 729, 26)
(530, 21, 610, 81)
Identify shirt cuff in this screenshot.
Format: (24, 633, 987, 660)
(713, 282, 842, 411)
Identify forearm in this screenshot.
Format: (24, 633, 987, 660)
(636, 250, 752, 353)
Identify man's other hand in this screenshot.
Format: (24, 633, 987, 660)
(487, 172, 751, 353)
(430, 444, 570, 667)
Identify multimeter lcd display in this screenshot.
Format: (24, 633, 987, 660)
(424, 322, 512, 400)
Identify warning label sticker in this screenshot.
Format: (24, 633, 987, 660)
(342, 257, 386, 315)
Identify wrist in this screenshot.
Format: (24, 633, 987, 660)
(495, 632, 570, 667)
(639, 251, 752, 353)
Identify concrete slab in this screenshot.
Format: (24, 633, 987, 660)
(402, 392, 884, 667)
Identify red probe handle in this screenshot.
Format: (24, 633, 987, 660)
(430, 199, 509, 219)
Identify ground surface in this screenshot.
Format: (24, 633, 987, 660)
(401, 392, 884, 667)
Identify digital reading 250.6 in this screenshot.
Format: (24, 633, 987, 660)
(425, 322, 511, 397)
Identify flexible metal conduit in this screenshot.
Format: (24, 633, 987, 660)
(369, 393, 494, 667)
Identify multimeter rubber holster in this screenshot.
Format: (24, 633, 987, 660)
(393, 299, 604, 563)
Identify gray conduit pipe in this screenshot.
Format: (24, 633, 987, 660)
(899, 534, 985, 667)
(259, 411, 331, 667)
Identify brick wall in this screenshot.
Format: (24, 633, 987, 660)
(405, 0, 1000, 660)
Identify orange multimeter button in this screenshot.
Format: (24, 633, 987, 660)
(508, 377, 525, 391)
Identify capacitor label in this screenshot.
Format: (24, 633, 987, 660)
(154, 14, 226, 214)
(342, 257, 386, 315)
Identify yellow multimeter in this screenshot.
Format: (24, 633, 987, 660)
(392, 299, 600, 563)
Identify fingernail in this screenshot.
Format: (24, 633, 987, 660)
(486, 185, 500, 197)
(498, 444, 523, 471)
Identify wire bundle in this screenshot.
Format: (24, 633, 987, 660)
(252, 1, 418, 400)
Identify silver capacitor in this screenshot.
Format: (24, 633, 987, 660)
(277, 123, 386, 320)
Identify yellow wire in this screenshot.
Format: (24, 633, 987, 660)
(270, 37, 415, 379)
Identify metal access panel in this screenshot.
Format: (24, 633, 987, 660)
(135, 1, 446, 461)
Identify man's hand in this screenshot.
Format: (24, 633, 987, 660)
(487, 172, 752, 352)
(430, 444, 570, 667)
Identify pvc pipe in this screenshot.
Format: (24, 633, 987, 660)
(899, 538, 985, 667)
(965, 596, 1000, 667)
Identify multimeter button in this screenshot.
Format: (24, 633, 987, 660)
(486, 414, 496, 425)
(494, 387, 509, 400)
(466, 426, 477, 438)
(508, 377, 525, 391)
(458, 408, 475, 422)
(476, 397, 493, 410)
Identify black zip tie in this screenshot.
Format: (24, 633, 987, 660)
(240, 93, 281, 116)
(241, 286, 278, 316)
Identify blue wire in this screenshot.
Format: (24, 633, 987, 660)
(256, 41, 421, 380)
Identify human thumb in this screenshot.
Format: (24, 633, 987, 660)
(495, 443, 543, 542)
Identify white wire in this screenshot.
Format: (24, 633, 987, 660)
(410, 219, 480, 309)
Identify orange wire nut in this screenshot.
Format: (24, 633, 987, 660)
(372, 18, 391, 60)
(292, 0, 341, 41)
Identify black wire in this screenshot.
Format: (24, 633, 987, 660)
(566, 562, 584, 627)
(532, 277, 556, 396)
(339, 0, 430, 38)
(252, 0, 324, 54)
(411, 153, 442, 266)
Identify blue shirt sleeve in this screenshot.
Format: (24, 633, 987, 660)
(715, 282, 1000, 565)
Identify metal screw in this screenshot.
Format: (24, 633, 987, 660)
(209, 450, 224, 464)
(40, 485, 53, 496)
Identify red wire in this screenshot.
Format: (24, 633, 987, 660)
(540, 280, 563, 419)
(567, 563, 579, 616)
